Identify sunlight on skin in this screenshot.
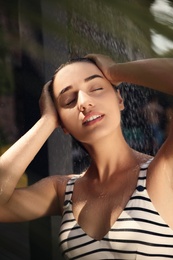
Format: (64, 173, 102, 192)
(0, 145, 28, 189)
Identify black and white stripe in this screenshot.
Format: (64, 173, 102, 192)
(59, 160, 173, 259)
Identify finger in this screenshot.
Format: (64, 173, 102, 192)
(42, 80, 54, 101)
(85, 53, 100, 62)
(85, 53, 97, 58)
(42, 80, 52, 91)
(85, 53, 110, 61)
(84, 54, 103, 72)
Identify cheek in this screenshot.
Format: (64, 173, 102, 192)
(106, 92, 120, 110)
(55, 106, 66, 128)
(57, 109, 67, 127)
(58, 109, 76, 132)
(105, 96, 122, 124)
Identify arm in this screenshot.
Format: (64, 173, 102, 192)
(0, 174, 69, 222)
(86, 54, 173, 95)
(0, 82, 63, 221)
(87, 54, 173, 191)
(86, 54, 173, 159)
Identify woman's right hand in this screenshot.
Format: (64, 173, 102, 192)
(39, 81, 59, 129)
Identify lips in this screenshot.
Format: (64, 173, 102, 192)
(82, 113, 104, 126)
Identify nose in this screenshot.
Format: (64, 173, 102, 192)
(77, 90, 94, 112)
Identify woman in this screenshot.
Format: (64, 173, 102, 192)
(0, 54, 173, 259)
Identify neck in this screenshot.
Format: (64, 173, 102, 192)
(84, 128, 141, 183)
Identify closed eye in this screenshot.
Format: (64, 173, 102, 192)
(65, 99, 76, 106)
(92, 87, 103, 92)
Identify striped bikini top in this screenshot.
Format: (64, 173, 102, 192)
(59, 159, 173, 259)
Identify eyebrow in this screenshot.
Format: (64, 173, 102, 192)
(59, 74, 103, 96)
(84, 74, 103, 82)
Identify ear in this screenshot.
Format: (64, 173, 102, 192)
(117, 90, 124, 111)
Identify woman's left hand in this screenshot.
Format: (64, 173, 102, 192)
(85, 53, 121, 86)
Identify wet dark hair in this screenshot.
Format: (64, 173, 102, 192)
(54, 57, 97, 75)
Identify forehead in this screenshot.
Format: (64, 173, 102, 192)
(53, 62, 104, 93)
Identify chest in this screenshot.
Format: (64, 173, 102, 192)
(72, 180, 137, 240)
(59, 186, 173, 260)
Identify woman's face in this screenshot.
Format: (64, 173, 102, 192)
(53, 62, 124, 144)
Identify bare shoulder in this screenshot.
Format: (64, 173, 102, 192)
(51, 173, 76, 192)
(133, 150, 153, 165)
(51, 173, 77, 215)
